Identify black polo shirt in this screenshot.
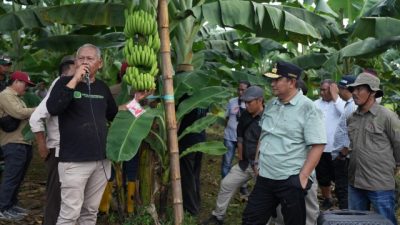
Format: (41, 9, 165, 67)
(237, 110, 262, 170)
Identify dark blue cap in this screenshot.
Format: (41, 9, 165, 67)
(338, 75, 356, 88)
(264, 61, 303, 80)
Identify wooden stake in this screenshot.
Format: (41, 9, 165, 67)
(158, 0, 184, 224)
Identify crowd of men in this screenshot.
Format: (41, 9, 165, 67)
(0, 46, 399, 225)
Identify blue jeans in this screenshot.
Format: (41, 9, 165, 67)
(0, 143, 32, 211)
(349, 185, 397, 225)
(221, 139, 237, 178)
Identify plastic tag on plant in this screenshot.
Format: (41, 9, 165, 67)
(126, 99, 146, 117)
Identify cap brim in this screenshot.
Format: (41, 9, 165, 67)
(26, 81, 36, 87)
(263, 72, 281, 79)
(241, 96, 256, 102)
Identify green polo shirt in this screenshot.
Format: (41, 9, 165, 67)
(259, 91, 326, 180)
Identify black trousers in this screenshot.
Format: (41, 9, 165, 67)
(180, 151, 203, 216)
(333, 157, 348, 209)
(242, 175, 310, 225)
(43, 148, 61, 225)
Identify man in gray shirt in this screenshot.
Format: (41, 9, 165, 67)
(347, 72, 400, 225)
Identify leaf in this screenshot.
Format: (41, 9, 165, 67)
(340, 36, 400, 59)
(178, 114, 223, 140)
(179, 141, 226, 158)
(176, 86, 231, 121)
(328, 0, 364, 22)
(291, 53, 330, 70)
(41, 3, 125, 27)
(22, 124, 34, 142)
(32, 34, 124, 52)
(189, 1, 323, 43)
(106, 109, 157, 162)
(351, 17, 400, 40)
(0, 8, 51, 31)
(315, 0, 338, 18)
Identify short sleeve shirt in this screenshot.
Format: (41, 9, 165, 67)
(259, 91, 327, 180)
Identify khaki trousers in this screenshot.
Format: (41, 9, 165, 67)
(212, 164, 255, 219)
(56, 160, 111, 225)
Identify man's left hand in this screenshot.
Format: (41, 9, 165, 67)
(299, 173, 309, 189)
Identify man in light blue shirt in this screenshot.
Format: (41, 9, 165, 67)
(242, 61, 326, 225)
(331, 75, 356, 209)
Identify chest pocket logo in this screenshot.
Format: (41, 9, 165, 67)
(73, 91, 82, 99)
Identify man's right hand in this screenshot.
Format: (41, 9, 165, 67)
(37, 143, 50, 160)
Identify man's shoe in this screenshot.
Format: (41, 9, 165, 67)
(0, 209, 24, 221)
(11, 205, 29, 215)
(201, 215, 223, 225)
(321, 198, 334, 210)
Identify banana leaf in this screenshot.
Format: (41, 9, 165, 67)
(351, 17, 400, 40)
(176, 86, 231, 121)
(22, 124, 34, 142)
(291, 53, 330, 70)
(189, 1, 326, 43)
(174, 70, 218, 101)
(178, 114, 224, 140)
(339, 36, 400, 59)
(180, 141, 226, 158)
(32, 34, 124, 52)
(106, 109, 157, 162)
(42, 3, 125, 27)
(0, 8, 51, 31)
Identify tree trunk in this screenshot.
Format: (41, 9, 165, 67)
(158, 0, 184, 224)
(138, 143, 155, 206)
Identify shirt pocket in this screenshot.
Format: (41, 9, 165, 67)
(364, 123, 387, 148)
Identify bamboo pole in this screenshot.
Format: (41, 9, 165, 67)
(158, 0, 184, 224)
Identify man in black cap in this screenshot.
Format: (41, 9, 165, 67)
(0, 54, 12, 92)
(242, 61, 326, 225)
(347, 72, 400, 225)
(202, 86, 264, 225)
(331, 75, 356, 209)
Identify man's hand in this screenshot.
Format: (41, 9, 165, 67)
(67, 64, 88, 89)
(134, 90, 153, 102)
(37, 143, 50, 160)
(237, 143, 243, 161)
(299, 172, 309, 189)
(330, 83, 339, 101)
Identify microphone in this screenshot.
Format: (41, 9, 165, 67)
(84, 71, 90, 84)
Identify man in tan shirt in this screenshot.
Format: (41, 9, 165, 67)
(0, 71, 36, 221)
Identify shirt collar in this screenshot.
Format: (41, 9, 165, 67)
(5, 86, 18, 96)
(355, 102, 379, 116)
(272, 90, 302, 106)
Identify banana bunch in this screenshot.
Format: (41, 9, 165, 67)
(124, 10, 157, 37)
(124, 41, 157, 69)
(123, 68, 156, 91)
(147, 33, 161, 52)
(123, 9, 161, 91)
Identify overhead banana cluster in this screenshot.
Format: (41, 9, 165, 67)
(123, 9, 160, 91)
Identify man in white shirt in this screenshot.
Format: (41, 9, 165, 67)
(314, 79, 345, 209)
(29, 56, 75, 225)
